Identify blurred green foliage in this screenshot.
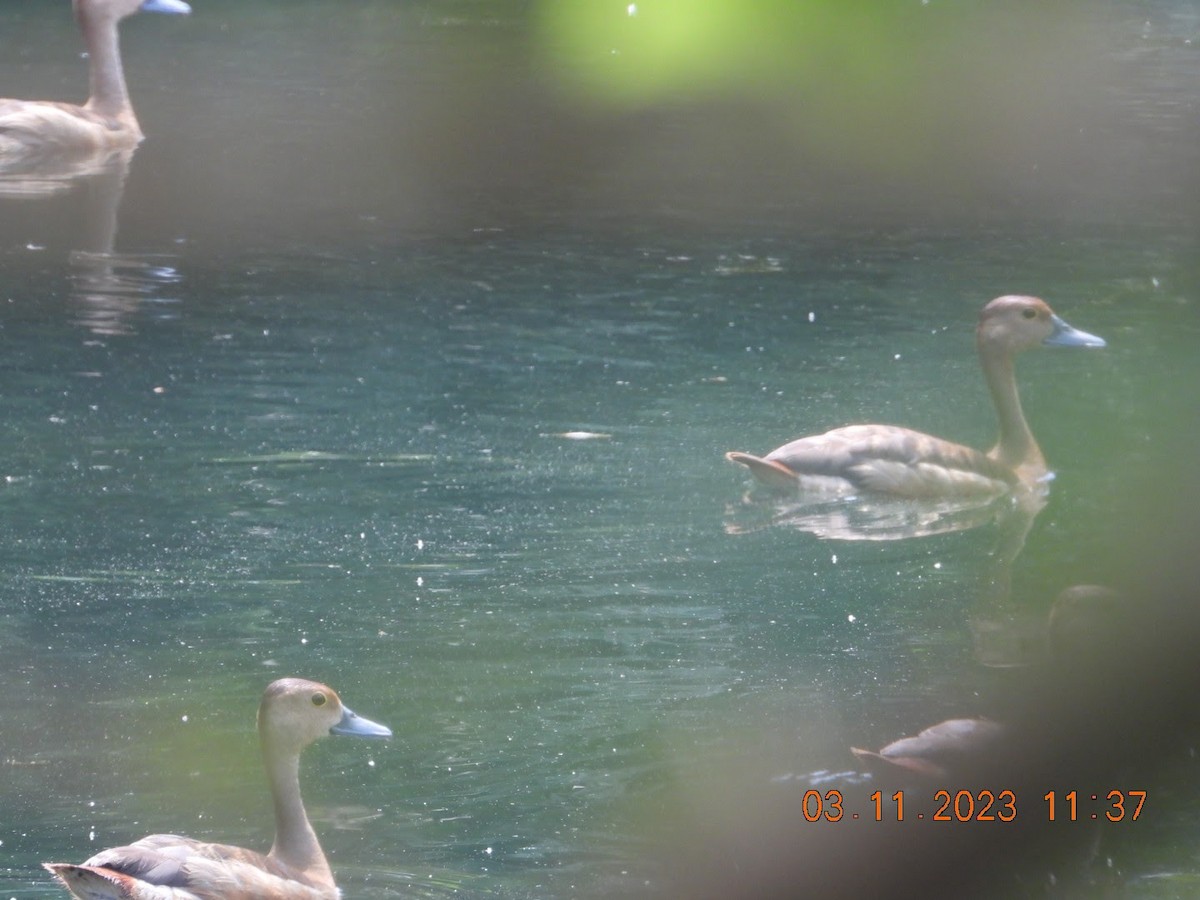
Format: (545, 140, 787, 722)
(536, 0, 921, 104)
(533, 0, 1087, 178)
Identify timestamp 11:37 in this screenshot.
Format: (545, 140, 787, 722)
(794, 789, 1146, 823)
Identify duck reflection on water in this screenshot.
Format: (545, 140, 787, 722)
(1, 0, 191, 335)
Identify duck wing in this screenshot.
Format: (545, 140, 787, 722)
(46, 834, 335, 900)
(732, 425, 1017, 497)
(0, 100, 120, 154)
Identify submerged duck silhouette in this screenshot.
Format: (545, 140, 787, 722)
(0, 0, 190, 156)
(45, 678, 391, 900)
(726, 295, 1105, 497)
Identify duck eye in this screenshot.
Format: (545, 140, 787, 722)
(1021, 308, 1037, 320)
(311, 693, 327, 707)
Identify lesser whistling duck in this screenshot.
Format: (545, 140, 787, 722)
(851, 718, 1005, 780)
(45, 678, 391, 900)
(0, 0, 190, 155)
(726, 295, 1105, 497)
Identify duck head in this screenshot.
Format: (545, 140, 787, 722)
(976, 295, 1105, 355)
(257, 678, 391, 756)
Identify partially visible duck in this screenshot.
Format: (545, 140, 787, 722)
(851, 718, 1005, 780)
(44, 677, 391, 899)
(0, 0, 190, 156)
(726, 296, 1105, 497)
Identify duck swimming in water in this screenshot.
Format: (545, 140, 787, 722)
(726, 295, 1105, 498)
(851, 718, 1006, 780)
(0, 0, 190, 156)
(44, 678, 391, 900)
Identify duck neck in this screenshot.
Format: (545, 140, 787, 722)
(77, 5, 140, 134)
(980, 342, 1044, 478)
(264, 742, 335, 886)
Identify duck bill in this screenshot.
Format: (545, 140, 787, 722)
(140, 0, 191, 14)
(1043, 314, 1106, 348)
(331, 706, 392, 738)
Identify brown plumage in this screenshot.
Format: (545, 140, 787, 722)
(44, 678, 391, 900)
(851, 718, 1005, 780)
(726, 295, 1105, 497)
(0, 0, 190, 156)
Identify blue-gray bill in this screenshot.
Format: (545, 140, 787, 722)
(1044, 314, 1106, 348)
(331, 706, 392, 738)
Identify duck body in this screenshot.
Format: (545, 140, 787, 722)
(0, 100, 123, 155)
(727, 296, 1105, 498)
(728, 423, 1017, 497)
(0, 0, 190, 156)
(851, 718, 1005, 780)
(46, 834, 335, 900)
(45, 678, 391, 900)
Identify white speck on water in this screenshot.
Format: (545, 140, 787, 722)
(831, 554, 838, 564)
(416, 539, 424, 550)
(627, 3, 637, 15)
(181, 714, 188, 723)
(552, 431, 612, 440)
(848, 614, 857, 623)
(808, 311, 816, 323)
